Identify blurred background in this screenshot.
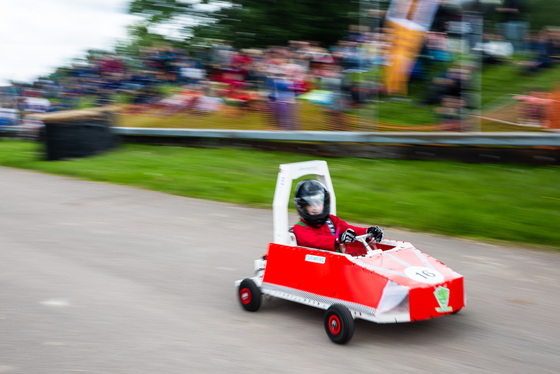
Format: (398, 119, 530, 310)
(1, 0, 559, 133)
(1, 5, 559, 369)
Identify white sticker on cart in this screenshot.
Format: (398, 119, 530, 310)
(404, 266, 444, 284)
(305, 254, 326, 264)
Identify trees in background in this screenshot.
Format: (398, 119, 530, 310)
(128, 0, 360, 49)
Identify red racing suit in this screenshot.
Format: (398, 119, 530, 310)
(292, 214, 368, 255)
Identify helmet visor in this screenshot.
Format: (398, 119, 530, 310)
(304, 192, 324, 215)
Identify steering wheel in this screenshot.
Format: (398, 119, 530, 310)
(353, 232, 381, 255)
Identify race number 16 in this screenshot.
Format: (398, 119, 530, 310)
(404, 266, 444, 284)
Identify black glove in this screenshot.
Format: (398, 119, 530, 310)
(367, 226, 384, 243)
(337, 229, 357, 244)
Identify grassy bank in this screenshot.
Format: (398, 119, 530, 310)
(1, 139, 559, 249)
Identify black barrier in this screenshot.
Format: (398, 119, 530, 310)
(42, 111, 117, 161)
(120, 135, 560, 166)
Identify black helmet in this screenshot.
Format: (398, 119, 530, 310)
(294, 179, 331, 228)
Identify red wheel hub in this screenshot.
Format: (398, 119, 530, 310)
(328, 315, 341, 335)
(240, 288, 251, 305)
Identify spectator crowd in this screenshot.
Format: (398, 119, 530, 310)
(2, 0, 559, 132)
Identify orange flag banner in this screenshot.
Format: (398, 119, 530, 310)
(383, 0, 441, 96)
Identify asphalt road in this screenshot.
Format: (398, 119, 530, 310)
(1, 166, 559, 374)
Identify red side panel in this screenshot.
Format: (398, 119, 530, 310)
(262, 243, 388, 309)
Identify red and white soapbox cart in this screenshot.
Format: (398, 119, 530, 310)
(236, 160, 465, 344)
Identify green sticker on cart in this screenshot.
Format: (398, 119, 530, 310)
(434, 286, 453, 313)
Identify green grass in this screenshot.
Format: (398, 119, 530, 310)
(2, 139, 559, 249)
(480, 62, 560, 104)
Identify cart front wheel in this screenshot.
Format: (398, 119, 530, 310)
(238, 278, 262, 312)
(324, 304, 354, 344)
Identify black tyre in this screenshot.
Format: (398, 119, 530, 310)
(238, 278, 262, 312)
(324, 304, 354, 344)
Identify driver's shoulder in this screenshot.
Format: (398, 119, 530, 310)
(293, 221, 308, 230)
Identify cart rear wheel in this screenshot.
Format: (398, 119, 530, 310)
(238, 278, 262, 312)
(324, 304, 354, 344)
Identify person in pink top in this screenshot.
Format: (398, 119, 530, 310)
(292, 179, 383, 255)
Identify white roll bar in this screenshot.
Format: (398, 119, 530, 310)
(272, 160, 336, 245)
